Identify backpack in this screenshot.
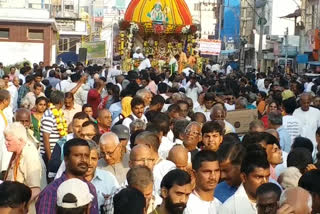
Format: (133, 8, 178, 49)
(114, 114, 134, 126)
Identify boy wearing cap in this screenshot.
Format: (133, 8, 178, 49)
(56, 178, 93, 214)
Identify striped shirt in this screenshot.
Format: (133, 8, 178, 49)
(40, 109, 61, 155)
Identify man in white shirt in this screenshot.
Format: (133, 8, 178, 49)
(122, 97, 147, 129)
(134, 131, 176, 206)
(7, 77, 19, 112)
(194, 92, 215, 122)
(133, 47, 145, 60)
(184, 150, 221, 214)
(185, 74, 203, 106)
(153, 169, 192, 214)
(282, 97, 302, 146)
(138, 55, 153, 71)
(293, 93, 320, 154)
(55, 72, 71, 93)
(219, 150, 270, 214)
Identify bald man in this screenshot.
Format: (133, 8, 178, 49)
(210, 103, 235, 134)
(279, 187, 312, 214)
(293, 93, 320, 151)
(15, 108, 39, 148)
(168, 145, 189, 171)
(129, 144, 155, 170)
(97, 109, 112, 134)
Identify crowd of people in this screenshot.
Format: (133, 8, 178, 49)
(0, 58, 319, 214)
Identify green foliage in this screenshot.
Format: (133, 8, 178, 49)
(3, 60, 31, 74)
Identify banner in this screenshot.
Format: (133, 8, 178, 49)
(82, 41, 106, 59)
(198, 39, 221, 55)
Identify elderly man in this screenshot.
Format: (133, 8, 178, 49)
(168, 145, 189, 171)
(210, 103, 236, 134)
(293, 93, 320, 155)
(136, 88, 153, 110)
(97, 109, 112, 134)
(15, 108, 40, 148)
(279, 187, 312, 214)
(98, 132, 130, 185)
(4, 122, 44, 213)
(129, 144, 155, 170)
(84, 141, 119, 212)
(0, 89, 11, 175)
(182, 122, 202, 161)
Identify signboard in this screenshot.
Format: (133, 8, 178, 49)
(199, 39, 221, 55)
(226, 109, 258, 134)
(82, 41, 106, 59)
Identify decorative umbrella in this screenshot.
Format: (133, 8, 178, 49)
(124, 0, 194, 34)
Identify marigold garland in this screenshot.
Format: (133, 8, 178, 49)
(49, 104, 68, 137)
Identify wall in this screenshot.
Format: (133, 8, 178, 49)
(0, 22, 54, 65)
(0, 42, 44, 65)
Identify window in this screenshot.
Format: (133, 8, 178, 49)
(28, 29, 44, 40)
(59, 38, 69, 52)
(0, 29, 9, 39)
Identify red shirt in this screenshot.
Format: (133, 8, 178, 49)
(87, 89, 101, 118)
(99, 125, 110, 135)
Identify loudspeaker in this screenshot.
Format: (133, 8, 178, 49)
(79, 48, 87, 62)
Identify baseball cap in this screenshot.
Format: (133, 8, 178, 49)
(111, 125, 130, 140)
(57, 178, 93, 209)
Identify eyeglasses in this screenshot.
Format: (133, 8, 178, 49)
(185, 131, 201, 137)
(101, 144, 121, 158)
(132, 158, 155, 164)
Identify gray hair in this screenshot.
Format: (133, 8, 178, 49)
(4, 122, 28, 143)
(136, 88, 151, 98)
(279, 187, 312, 212)
(99, 132, 120, 145)
(184, 121, 201, 134)
(129, 119, 146, 133)
(268, 111, 283, 125)
(87, 140, 100, 155)
(236, 97, 248, 109)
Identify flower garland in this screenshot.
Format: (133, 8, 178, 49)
(49, 104, 68, 137)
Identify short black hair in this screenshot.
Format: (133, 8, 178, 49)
(131, 97, 145, 109)
(63, 138, 89, 157)
(201, 121, 224, 136)
(258, 91, 267, 99)
(72, 112, 89, 121)
(82, 121, 99, 134)
(35, 96, 48, 105)
(292, 137, 314, 154)
(204, 92, 215, 101)
(158, 83, 168, 94)
(113, 187, 146, 214)
(287, 148, 313, 174)
(0, 181, 31, 208)
(192, 150, 218, 171)
(256, 183, 281, 199)
(217, 143, 246, 166)
(150, 112, 170, 135)
(82, 103, 93, 111)
(151, 95, 165, 106)
(25, 75, 34, 84)
(282, 97, 297, 114)
(241, 150, 269, 175)
(222, 133, 241, 144)
(299, 169, 320, 196)
(160, 169, 191, 190)
(167, 103, 181, 113)
(173, 119, 190, 140)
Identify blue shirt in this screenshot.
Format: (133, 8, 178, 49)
(277, 126, 292, 153)
(91, 168, 119, 212)
(214, 181, 237, 203)
(109, 101, 122, 120)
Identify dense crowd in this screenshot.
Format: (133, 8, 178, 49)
(0, 55, 319, 214)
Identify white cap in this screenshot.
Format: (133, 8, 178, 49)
(57, 178, 93, 209)
(136, 47, 141, 51)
